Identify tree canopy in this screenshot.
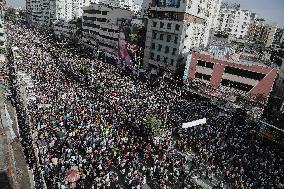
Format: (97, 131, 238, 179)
(144, 115, 162, 135)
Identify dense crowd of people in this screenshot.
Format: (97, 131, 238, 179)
(5, 20, 284, 189)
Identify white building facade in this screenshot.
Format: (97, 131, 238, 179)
(246, 19, 278, 47)
(0, 3, 5, 63)
(202, 0, 223, 47)
(82, 4, 134, 56)
(217, 7, 252, 39)
(142, 0, 222, 73)
(51, 0, 93, 21)
(26, 0, 45, 25)
(93, 0, 141, 14)
(281, 33, 284, 44)
(26, 0, 92, 26)
(54, 20, 72, 37)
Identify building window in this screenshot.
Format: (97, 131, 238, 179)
(158, 44, 162, 51)
(172, 48, 177, 55)
(167, 35, 171, 42)
(221, 79, 254, 92)
(195, 72, 211, 81)
(99, 18, 107, 22)
(102, 11, 107, 15)
(164, 57, 168, 63)
(197, 8, 201, 14)
(153, 32, 157, 39)
(153, 21, 157, 27)
(167, 23, 172, 29)
(150, 52, 154, 60)
(165, 46, 169, 53)
(151, 43, 155, 50)
(160, 22, 164, 28)
(197, 60, 214, 69)
(157, 55, 160, 61)
(175, 24, 180, 31)
(160, 34, 164, 40)
(224, 66, 265, 80)
(170, 59, 174, 65)
(174, 36, 178, 44)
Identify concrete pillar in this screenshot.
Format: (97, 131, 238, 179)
(210, 63, 225, 88)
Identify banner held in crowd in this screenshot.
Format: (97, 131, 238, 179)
(182, 118, 207, 129)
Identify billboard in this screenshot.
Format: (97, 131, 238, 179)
(117, 19, 146, 71)
(183, 53, 192, 81)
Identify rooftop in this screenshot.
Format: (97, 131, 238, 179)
(194, 46, 271, 68)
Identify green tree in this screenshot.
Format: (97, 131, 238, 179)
(144, 116, 162, 135)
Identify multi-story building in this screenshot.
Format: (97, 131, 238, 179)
(281, 33, 284, 44)
(27, 0, 43, 25)
(203, 0, 223, 45)
(265, 24, 278, 47)
(93, 0, 141, 14)
(0, 1, 5, 63)
(142, 0, 222, 74)
(26, 0, 32, 22)
(0, 0, 6, 80)
(273, 28, 284, 45)
(246, 19, 278, 48)
(26, 0, 56, 26)
(26, 0, 92, 26)
(82, 3, 133, 57)
(220, 2, 240, 10)
(54, 20, 72, 37)
(184, 50, 278, 102)
(71, 0, 92, 19)
(246, 18, 265, 44)
(93, 0, 133, 9)
(217, 3, 252, 39)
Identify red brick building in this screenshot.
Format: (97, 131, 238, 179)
(186, 51, 278, 101)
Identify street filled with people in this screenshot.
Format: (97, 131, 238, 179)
(4, 20, 284, 189)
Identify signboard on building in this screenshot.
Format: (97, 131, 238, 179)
(117, 19, 146, 71)
(183, 53, 192, 81)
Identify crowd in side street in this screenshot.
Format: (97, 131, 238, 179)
(4, 20, 284, 189)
